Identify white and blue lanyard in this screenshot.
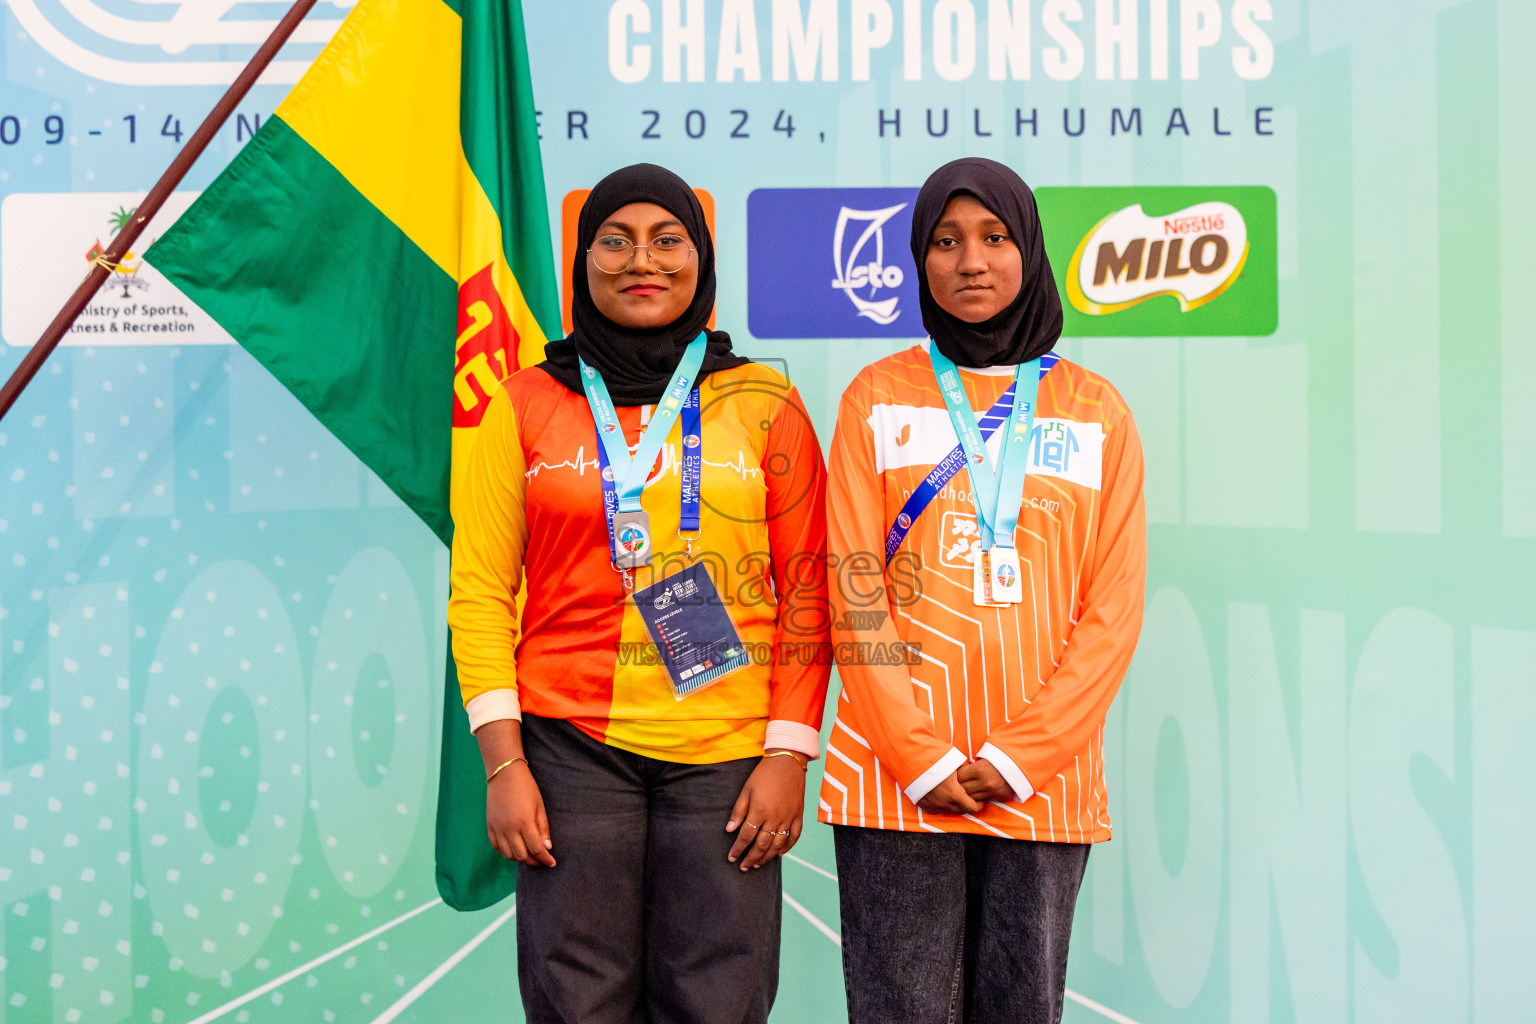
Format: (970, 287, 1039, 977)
(580, 333, 707, 561)
(883, 349, 1058, 563)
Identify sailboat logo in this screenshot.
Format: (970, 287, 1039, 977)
(829, 204, 907, 326)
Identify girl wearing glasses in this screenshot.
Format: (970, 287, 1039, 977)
(819, 158, 1147, 1024)
(448, 163, 830, 1023)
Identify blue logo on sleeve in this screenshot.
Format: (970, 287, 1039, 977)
(748, 188, 923, 339)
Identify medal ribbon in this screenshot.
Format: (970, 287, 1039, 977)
(928, 345, 1045, 551)
(884, 384, 1015, 564)
(581, 333, 707, 512)
(584, 334, 707, 561)
(878, 353, 1056, 561)
(883, 353, 1058, 563)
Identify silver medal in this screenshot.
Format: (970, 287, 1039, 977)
(610, 509, 654, 569)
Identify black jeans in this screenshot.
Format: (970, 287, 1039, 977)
(516, 714, 781, 1024)
(833, 826, 1091, 1024)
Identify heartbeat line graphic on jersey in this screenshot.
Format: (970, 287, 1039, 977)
(526, 444, 680, 485)
(525, 445, 601, 480)
(527, 445, 761, 484)
(705, 453, 764, 482)
(8, 0, 351, 85)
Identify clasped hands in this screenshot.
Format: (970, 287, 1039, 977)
(916, 757, 1015, 816)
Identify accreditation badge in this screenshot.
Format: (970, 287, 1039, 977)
(987, 546, 1024, 604)
(633, 562, 753, 699)
(610, 509, 653, 569)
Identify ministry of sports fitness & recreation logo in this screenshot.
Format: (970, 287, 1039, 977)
(86, 205, 147, 299)
(1036, 185, 1279, 337)
(748, 188, 923, 340)
(2, 191, 229, 347)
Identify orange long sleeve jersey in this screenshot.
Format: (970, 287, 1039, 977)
(449, 363, 831, 763)
(818, 346, 1146, 842)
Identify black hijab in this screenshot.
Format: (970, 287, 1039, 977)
(910, 157, 1063, 367)
(539, 163, 747, 405)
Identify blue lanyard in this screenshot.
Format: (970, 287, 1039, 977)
(930, 346, 1041, 549)
(884, 351, 1056, 563)
(593, 390, 702, 560)
(582, 334, 708, 560)
(580, 333, 707, 512)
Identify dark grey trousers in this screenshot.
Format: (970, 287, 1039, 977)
(516, 713, 781, 1024)
(833, 825, 1091, 1024)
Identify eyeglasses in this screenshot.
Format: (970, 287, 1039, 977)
(587, 233, 696, 275)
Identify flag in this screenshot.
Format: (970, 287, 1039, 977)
(146, 0, 558, 911)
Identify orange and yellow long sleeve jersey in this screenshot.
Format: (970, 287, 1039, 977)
(449, 362, 831, 763)
(818, 346, 1146, 842)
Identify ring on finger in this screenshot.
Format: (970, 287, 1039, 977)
(744, 820, 760, 832)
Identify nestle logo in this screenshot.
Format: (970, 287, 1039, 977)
(1163, 214, 1226, 235)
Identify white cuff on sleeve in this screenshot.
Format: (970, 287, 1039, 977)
(903, 747, 968, 804)
(465, 689, 522, 733)
(976, 742, 1035, 803)
(765, 720, 821, 759)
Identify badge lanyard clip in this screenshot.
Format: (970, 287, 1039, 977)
(678, 530, 699, 562)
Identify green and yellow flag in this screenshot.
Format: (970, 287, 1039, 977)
(147, 0, 558, 910)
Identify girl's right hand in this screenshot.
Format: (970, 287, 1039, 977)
(915, 772, 981, 817)
(486, 763, 556, 867)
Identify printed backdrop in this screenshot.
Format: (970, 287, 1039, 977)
(2, 1, 1533, 1022)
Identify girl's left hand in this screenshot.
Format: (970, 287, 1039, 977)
(726, 750, 807, 870)
(956, 757, 1016, 804)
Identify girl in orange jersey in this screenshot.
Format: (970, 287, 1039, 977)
(449, 164, 830, 1023)
(819, 158, 1147, 1023)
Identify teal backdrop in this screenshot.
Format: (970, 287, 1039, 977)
(1, 1, 1533, 1022)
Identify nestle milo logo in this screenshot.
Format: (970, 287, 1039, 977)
(1038, 186, 1277, 337)
(1068, 201, 1248, 315)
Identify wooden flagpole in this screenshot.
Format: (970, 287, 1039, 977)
(0, 0, 320, 423)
